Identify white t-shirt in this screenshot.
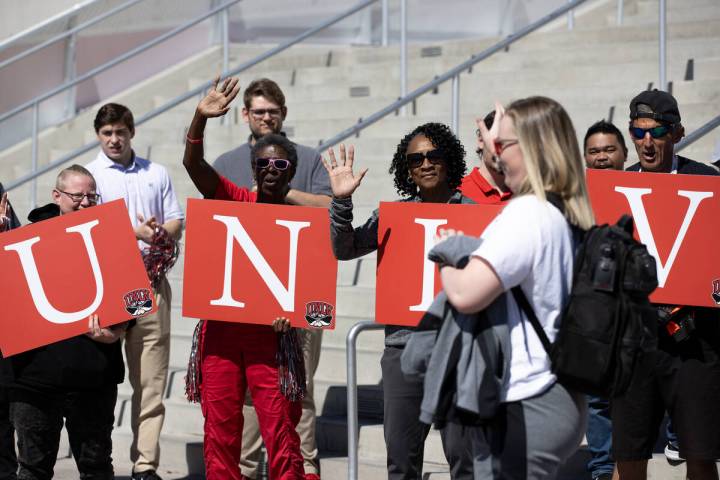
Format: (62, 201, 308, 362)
(472, 194, 575, 402)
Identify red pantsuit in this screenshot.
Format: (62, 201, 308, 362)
(200, 321, 303, 480)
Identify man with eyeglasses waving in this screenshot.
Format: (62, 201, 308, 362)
(0, 164, 129, 480)
(86, 103, 184, 480)
(212, 78, 330, 480)
(612, 90, 720, 480)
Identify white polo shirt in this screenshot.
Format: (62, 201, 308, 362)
(86, 151, 184, 249)
(472, 194, 575, 402)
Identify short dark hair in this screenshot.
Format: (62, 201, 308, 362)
(389, 123, 466, 198)
(481, 110, 495, 130)
(251, 134, 298, 169)
(94, 103, 134, 133)
(583, 120, 628, 153)
(243, 78, 286, 109)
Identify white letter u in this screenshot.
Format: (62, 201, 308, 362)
(4, 220, 104, 324)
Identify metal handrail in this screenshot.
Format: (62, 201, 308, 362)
(0, 0, 147, 72)
(677, 114, 720, 153)
(346, 321, 385, 480)
(0, 0, 241, 125)
(4, 0, 378, 193)
(318, 0, 588, 151)
(0, 0, 102, 53)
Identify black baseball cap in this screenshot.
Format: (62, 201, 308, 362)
(629, 89, 681, 124)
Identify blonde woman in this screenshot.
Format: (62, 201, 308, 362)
(438, 97, 593, 479)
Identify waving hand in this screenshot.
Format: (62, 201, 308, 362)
(197, 76, 240, 118)
(321, 144, 368, 199)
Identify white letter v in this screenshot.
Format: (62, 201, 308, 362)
(614, 187, 713, 288)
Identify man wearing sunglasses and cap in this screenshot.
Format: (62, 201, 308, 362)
(612, 89, 720, 480)
(212, 78, 330, 480)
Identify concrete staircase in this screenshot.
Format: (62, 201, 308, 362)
(3, 0, 720, 478)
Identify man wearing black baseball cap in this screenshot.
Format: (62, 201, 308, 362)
(626, 89, 716, 175)
(612, 90, 720, 480)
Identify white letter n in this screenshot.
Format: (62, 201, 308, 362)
(210, 215, 310, 312)
(614, 187, 713, 288)
(4, 220, 104, 324)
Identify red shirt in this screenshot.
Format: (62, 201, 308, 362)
(214, 175, 258, 202)
(460, 167, 512, 205)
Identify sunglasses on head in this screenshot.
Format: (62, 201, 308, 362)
(406, 149, 445, 169)
(255, 157, 291, 170)
(629, 125, 671, 140)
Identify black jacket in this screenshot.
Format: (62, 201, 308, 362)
(0, 203, 125, 394)
(626, 155, 719, 176)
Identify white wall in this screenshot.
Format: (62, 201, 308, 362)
(1, 0, 80, 41)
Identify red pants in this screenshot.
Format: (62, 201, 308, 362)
(200, 321, 303, 480)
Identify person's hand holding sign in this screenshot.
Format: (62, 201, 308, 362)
(86, 314, 125, 344)
(321, 144, 368, 199)
(272, 316, 292, 333)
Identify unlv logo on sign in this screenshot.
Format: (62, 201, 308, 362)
(305, 301, 334, 328)
(124, 288, 153, 316)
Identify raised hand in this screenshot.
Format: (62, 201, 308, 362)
(197, 76, 240, 118)
(321, 144, 368, 199)
(477, 101, 505, 154)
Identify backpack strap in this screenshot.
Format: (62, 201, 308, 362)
(511, 287, 552, 355)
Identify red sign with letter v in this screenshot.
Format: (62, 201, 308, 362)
(587, 169, 720, 308)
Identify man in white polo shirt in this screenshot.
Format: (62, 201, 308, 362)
(86, 103, 184, 480)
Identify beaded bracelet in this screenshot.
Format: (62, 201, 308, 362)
(186, 135, 203, 144)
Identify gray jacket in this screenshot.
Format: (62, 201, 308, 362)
(401, 235, 510, 425)
(329, 192, 474, 345)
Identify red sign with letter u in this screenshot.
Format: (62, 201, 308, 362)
(0, 200, 153, 356)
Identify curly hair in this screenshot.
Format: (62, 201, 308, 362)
(389, 122, 466, 198)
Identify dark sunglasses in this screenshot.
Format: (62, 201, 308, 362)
(629, 125, 671, 140)
(406, 149, 445, 168)
(255, 157, 291, 170)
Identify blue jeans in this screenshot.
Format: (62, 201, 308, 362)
(586, 396, 613, 478)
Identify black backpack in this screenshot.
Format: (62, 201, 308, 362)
(513, 214, 658, 397)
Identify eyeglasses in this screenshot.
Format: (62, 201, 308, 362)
(57, 190, 101, 204)
(493, 139, 519, 156)
(406, 149, 445, 169)
(255, 157, 291, 170)
(249, 108, 283, 119)
(629, 125, 671, 140)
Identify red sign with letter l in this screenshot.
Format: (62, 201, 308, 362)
(375, 202, 503, 326)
